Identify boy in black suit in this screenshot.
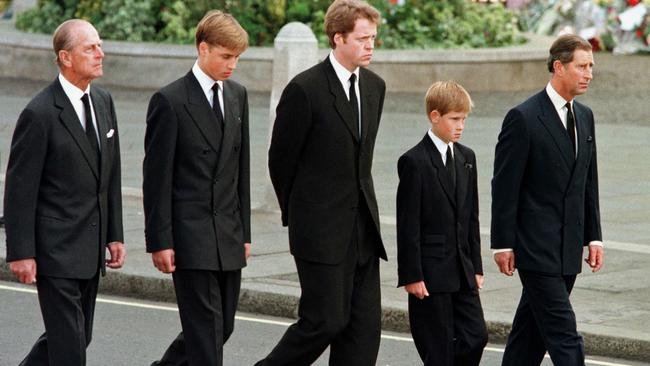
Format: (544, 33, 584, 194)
(396, 81, 487, 366)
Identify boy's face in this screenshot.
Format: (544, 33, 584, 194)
(429, 110, 467, 144)
(198, 42, 242, 81)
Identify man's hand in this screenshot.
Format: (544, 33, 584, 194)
(106, 242, 126, 269)
(152, 249, 176, 273)
(404, 281, 429, 300)
(9, 258, 37, 284)
(585, 245, 604, 273)
(494, 251, 516, 276)
(244, 243, 251, 259)
(475, 274, 484, 290)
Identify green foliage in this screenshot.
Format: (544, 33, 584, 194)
(15, 0, 524, 49)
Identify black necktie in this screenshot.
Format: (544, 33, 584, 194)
(565, 102, 576, 156)
(81, 93, 100, 168)
(446, 145, 456, 189)
(349, 73, 360, 139)
(212, 83, 224, 133)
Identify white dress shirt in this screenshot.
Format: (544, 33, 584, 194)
(427, 129, 453, 165)
(192, 61, 224, 114)
(545, 82, 578, 156)
(58, 73, 99, 146)
(329, 51, 361, 136)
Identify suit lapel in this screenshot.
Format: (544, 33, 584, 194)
(536, 91, 575, 171)
(359, 69, 377, 148)
(423, 136, 455, 207)
(215, 80, 238, 175)
(90, 87, 109, 188)
(53, 80, 100, 180)
(183, 72, 222, 153)
(324, 58, 360, 143)
(454, 145, 468, 210)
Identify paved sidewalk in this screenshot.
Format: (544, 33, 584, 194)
(1, 72, 649, 363)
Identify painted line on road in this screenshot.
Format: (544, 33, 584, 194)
(0, 283, 635, 366)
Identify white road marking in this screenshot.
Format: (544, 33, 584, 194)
(0, 283, 637, 366)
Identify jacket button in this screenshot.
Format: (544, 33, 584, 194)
(213, 211, 218, 216)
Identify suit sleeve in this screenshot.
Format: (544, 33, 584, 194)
(268, 82, 313, 226)
(583, 111, 602, 244)
(491, 108, 530, 249)
(4, 108, 48, 261)
(106, 94, 124, 244)
(396, 154, 424, 287)
(143, 92, 177, 252)
(238, 87, 251, 243)
(468, 151, 483, 274)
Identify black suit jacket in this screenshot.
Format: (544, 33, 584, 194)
(268, 57, 387, 265)
(143, 71, 250, 271)
(397, 136, 482, 292)
(491, 90, 602, 275)
(4, 78, 123, 279)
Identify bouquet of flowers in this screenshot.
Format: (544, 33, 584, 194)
(517, 0, 650, 54)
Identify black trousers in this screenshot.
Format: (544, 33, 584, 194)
(153, 269, 241, 366)
(256, 202, 382, 366)
(408, 285, 487, 366)
(20, 273, 100, 366)
(502, 270, 583, 366)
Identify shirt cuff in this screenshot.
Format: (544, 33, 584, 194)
(492, 248, 513, 254)
(588, 241, 603, 247)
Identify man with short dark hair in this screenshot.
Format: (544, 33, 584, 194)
(143, 10, 251, 366)
(491, 34, 604, 366)
(4, 19, 124, 365)
(257, 1, 387, 365)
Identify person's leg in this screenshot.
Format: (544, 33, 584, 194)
(218, 270, 242, 345)
(20, 276, 91, 366)
(328, 256, 381, 366)
(255, 255, 354, 366)
(408, 293, 455, 366)
(452, 288, 488, 366)
(501, 281, 548, 366)
(510, 270, 584, 366)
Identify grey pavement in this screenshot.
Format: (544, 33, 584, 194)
(1, 62, 650, 363)
(3, 281, 647, 366)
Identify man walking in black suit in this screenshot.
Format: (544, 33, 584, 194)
(397, 81, 487, 366)
(143, 10, 251, 366)
(491, 34, 604, 366)
(258, 1, 387, 365)
(4, 19, 125, 365)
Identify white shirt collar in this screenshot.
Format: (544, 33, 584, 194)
(192, 61, 223, 101)
(427, 129, 453, 162)
(546, 82, 572, 114)
(58, 73, 89, 100)
(329, 51, 359, 89)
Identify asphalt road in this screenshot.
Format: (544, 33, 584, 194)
(1, 281, 646, 366)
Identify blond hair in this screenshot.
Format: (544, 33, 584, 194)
(195, 10, 249, 52)
(425, 81, 473, 116)
(324, 0, 380, 49)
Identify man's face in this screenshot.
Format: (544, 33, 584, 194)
(557, 49, 594, 98)
(430, 110, 467, 144)
(198, 42, 242, 81)
(61, 23, 104, 83)
(333, 17, 377, 72)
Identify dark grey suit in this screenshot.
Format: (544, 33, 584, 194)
(491, 90, 602, 365)
(4, 78, 123, 365)
(143, 71, 250, 366)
